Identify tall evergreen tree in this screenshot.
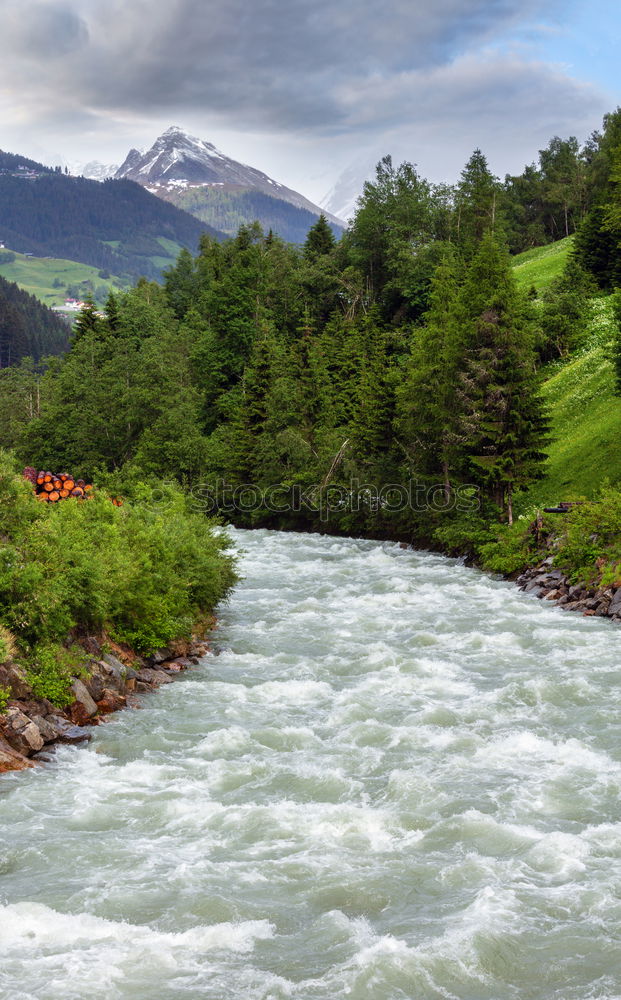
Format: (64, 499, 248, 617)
(456, 235, 548, 521)
(455, 150, 503, 254)
(303, 214, 336, 261)
(396, 249, 463, 498)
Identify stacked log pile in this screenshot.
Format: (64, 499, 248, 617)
(22, 467, 122, 506)
(23, 466, 93, 502)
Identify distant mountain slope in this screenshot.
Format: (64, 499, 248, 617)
(116, 126, 344, 243)
(0, 273, 69, 367)
(159, 186, 342, 245)
(0, 170, 224, 282)
(0, 150, 53, 175)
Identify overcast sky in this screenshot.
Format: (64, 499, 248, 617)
(0, 0, 619, 207)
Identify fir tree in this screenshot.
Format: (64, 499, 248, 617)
(303, 214, 336, 261)
(457, 235, 548, 521)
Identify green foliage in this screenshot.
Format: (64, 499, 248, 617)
(478, 517, 549, 575)
(611, 289, 621, 395)
(0, 172, 221, 284)
(0, 272, 69, 365)
(0, 452, 237, 670)
(26, 644, 86, 706)
(538, 258, 595, 359)
(0, 685, 10, 713)
(552, 489, 621, 586)
(520, 297, 621, 506)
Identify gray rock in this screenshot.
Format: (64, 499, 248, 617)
(102, 652, 126, 673)
(56, 725, 92, 744)
(81, 636, 102, 657)
(607, 589, 621, 618)
(96, 658, 123, 691)
(30, 715, 66, 742)
(150, 646, 175, 665)
(0, 663, 31, 700)
(85, 670, 106, 702)
(136, 668, 173, 686)
(3, 708, 45, 754)
(71, 679, 98, 718)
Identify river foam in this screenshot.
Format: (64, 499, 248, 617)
(1, 528, 621, 998)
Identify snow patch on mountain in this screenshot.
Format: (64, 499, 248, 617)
(116, 126, 344, 227)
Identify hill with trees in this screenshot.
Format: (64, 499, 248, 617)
(1, 107, 621, 567)
(0, 171, 223, 283)
(0, 274, 69, 367)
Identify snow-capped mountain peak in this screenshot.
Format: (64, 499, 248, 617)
(115, 126, 345, 226)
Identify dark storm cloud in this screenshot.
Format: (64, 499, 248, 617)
(1, 0, 569, 131)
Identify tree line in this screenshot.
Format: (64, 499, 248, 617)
(2, 108, 621, 544)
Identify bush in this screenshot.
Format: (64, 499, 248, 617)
(26, 643, 85, 706)
(478, 516, 550, 575)
(0, 451, 237, 678)
(553, 487, 621, 585)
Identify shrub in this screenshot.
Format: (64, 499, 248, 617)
(0, 450, 237, 688)
(0, 685, 10, 713)
(26, 643, 85, 706)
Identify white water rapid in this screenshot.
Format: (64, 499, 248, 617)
(1, 528, 621, 999)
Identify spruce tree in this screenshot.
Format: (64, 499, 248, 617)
(304, 214, 336, 261)
(396, 249, 463, 499)
(456, 235, 548, 521)
(455, 150, 503, 255)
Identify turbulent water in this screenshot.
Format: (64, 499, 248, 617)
(1, 528, 621, 1000)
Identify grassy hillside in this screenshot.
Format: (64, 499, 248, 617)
(509, 241, 621, 509)
(512, 236, 573, 292)
(0, 173, 221, 284)
(0, 250, 127, 308)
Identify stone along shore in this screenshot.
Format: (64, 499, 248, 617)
(516, 558, 621, 620)
(0, 636, 211, 774)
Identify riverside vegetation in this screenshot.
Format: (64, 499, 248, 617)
(0, 452, 236, 770)
(2, 108, 621, 759)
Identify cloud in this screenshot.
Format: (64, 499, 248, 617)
(0, 0, 572, 132)
(0, 0, 608, 201)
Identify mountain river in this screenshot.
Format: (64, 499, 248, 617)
(1, 528, 621, 999)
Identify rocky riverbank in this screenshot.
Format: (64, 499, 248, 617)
(516, 559, 621, 620)
(0, 635, 211, 775)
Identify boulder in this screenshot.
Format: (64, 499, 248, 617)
(1, 707, 45, 755)
(70, 679, 98, 718)
(0, 662, 31, 700)
(96, 658, 124, 692)
(55, 724, 92, 744)
(30, 714, 66, 742)
(0, 733, 32, 772)
(96, 689, 126, 714)
(102, 651, 127, 673)
(81, 636, 102, 657)
(607, 589, 621, 618)
(150, 646, 176, 665)
(84, 668, 106, 703)
(136, 668, 173, 687)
